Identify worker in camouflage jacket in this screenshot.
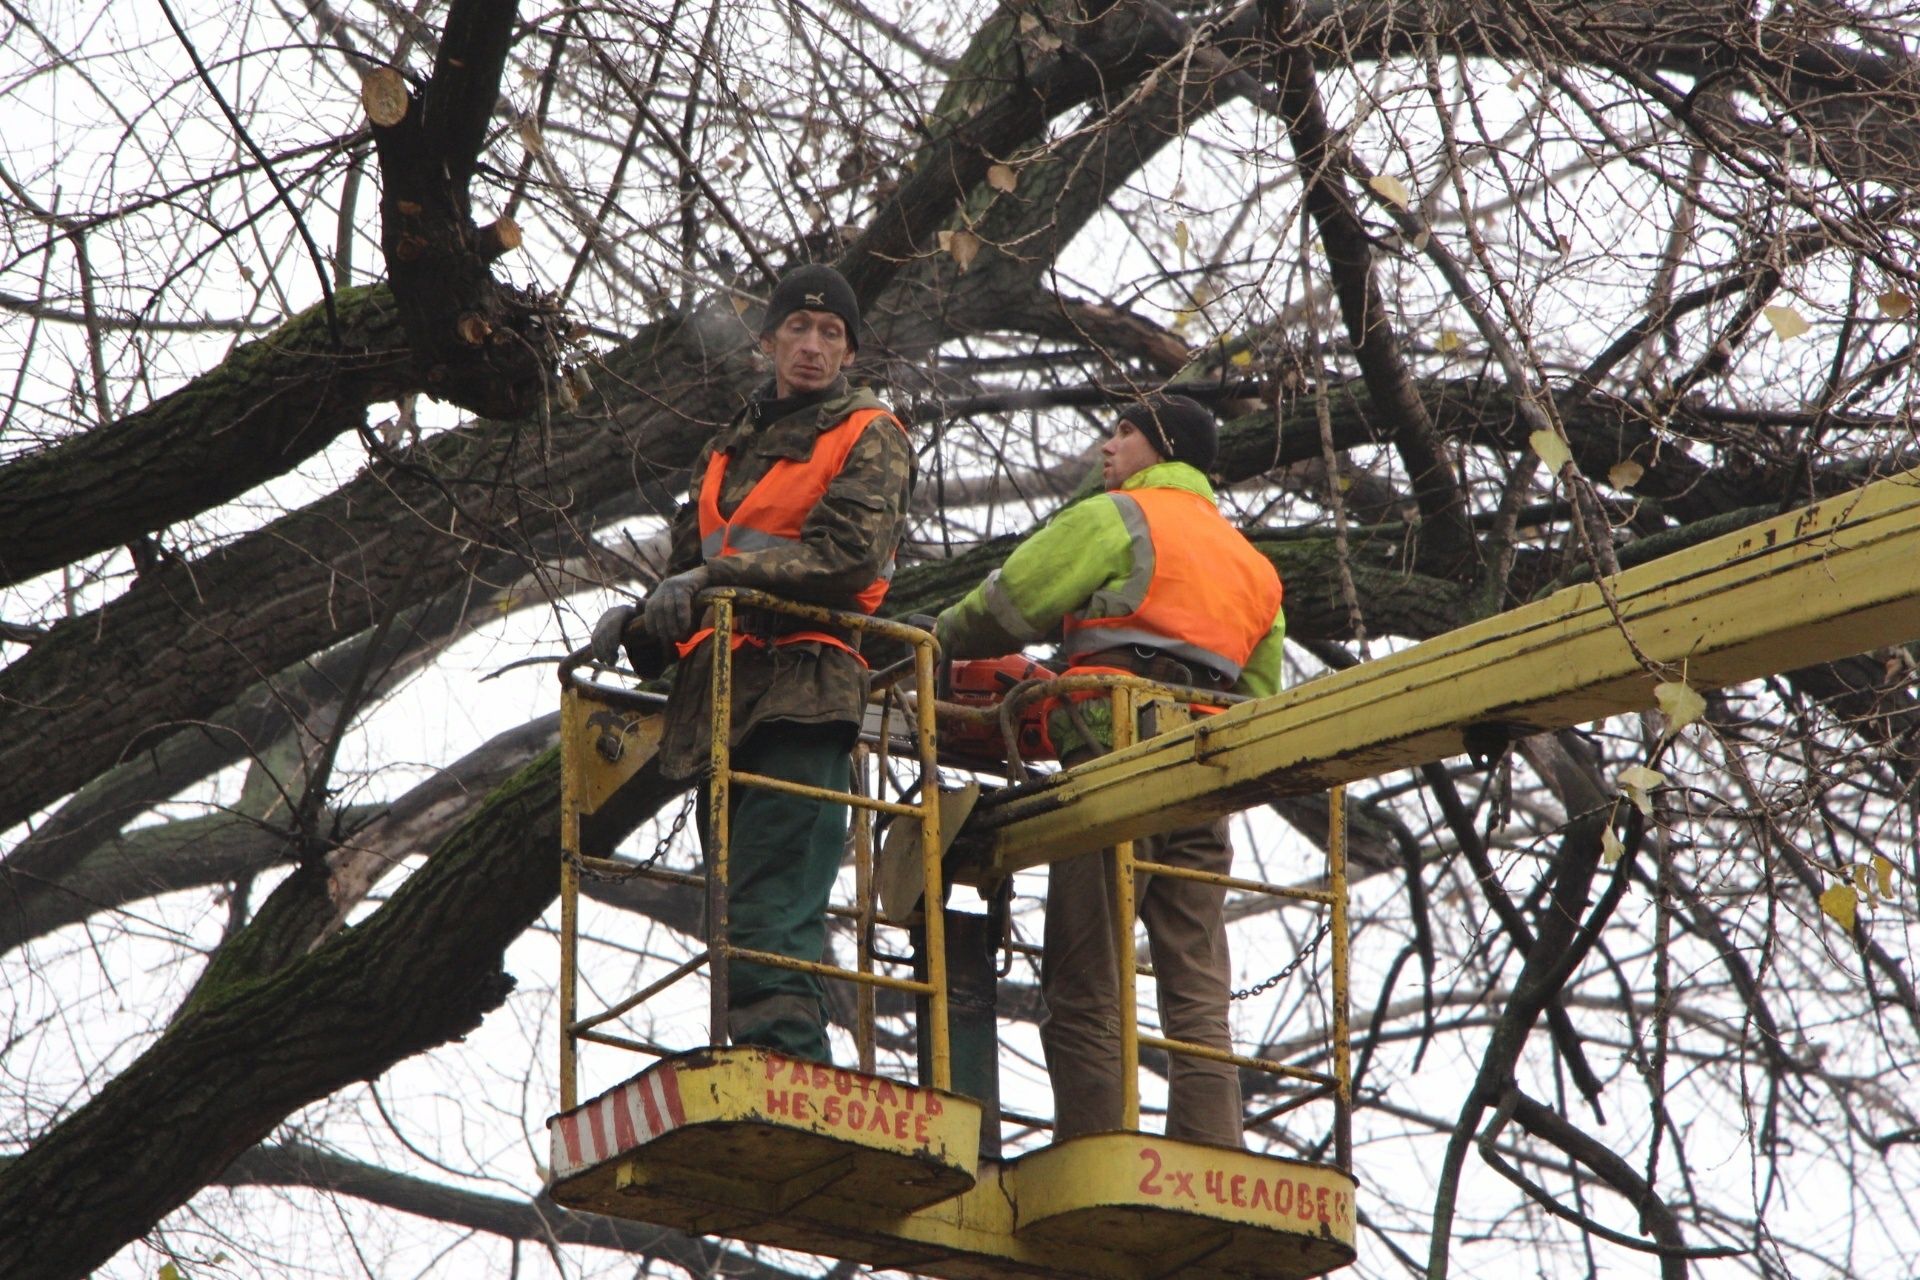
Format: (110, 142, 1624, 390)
(935, 394, 1283, 1147)
(593, 264, 914, 1063)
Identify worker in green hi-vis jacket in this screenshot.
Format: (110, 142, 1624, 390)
(937, 394, 1284, 1147)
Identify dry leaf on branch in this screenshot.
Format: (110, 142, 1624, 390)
(1764, 304, 1809, 339)
(938, 228, 981, 271)
(1368, 174, 1412, 208)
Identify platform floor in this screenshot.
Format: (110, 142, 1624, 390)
(548, 1048, 1356, 1280)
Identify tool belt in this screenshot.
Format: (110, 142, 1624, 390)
(1069, 644, 1232, 692)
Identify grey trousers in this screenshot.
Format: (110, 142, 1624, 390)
(1039, 815, 1245, 1147)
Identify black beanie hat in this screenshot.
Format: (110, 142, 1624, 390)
(762, 264, 861, 351)
(1119, 394, 1217, 473)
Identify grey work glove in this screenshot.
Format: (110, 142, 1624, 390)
(590, 604, 639, 667)
(642, 565, 711, 646)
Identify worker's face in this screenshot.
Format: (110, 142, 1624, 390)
(760, 309, 854, 397)
(1100, 418, 1163, 489)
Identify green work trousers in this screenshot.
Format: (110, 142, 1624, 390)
(701, 721, 854, 1062)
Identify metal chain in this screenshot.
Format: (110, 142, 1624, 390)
(646, 790, 698, 866)
(1231, 916, 1331, 1001)
(568, 790, 697, 882)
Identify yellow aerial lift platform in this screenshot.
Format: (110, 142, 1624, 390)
(546, 465, 1920, 1278)
(549, 597, 1358, 1278)
(548, 1045, 1353, 1279)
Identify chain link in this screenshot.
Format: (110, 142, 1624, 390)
(568, 790, 697, 882)
(1231, 916, 1331, 1001)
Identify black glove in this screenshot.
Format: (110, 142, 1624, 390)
(590, 604, 638, 666)
(642, 566, 711, 646)
(931, 610, 957, 655)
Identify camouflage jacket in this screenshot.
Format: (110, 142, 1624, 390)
(656, 376, 915, 781)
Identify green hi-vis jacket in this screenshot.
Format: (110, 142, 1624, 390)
(935, 460, 1286, 752)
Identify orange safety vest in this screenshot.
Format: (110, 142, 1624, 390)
(1058, 486, 1283, 685)
(678, 405, 905, 661)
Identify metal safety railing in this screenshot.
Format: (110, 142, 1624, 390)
(557, 588, 948, 1112)
(940, 672, 1354, 1169)
(557, 595, 1352, 1166)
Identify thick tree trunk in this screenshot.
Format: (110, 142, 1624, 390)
(0, 312, 752, 834)
(1, 553, 537, 950)
(0, 286, 412, 589)
(0, 749, 563, 1280)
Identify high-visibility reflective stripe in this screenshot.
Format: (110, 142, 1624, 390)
(1060, 626, 1246, 682)
(1108, 492, 1157, 603)
(724, 527, 798, 553)
(707, 525, 879, 561)
(981, 573, 1040, 644)
(702, 526, 805, 558)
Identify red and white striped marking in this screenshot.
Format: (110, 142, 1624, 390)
(551, 1066, 687, 1176)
